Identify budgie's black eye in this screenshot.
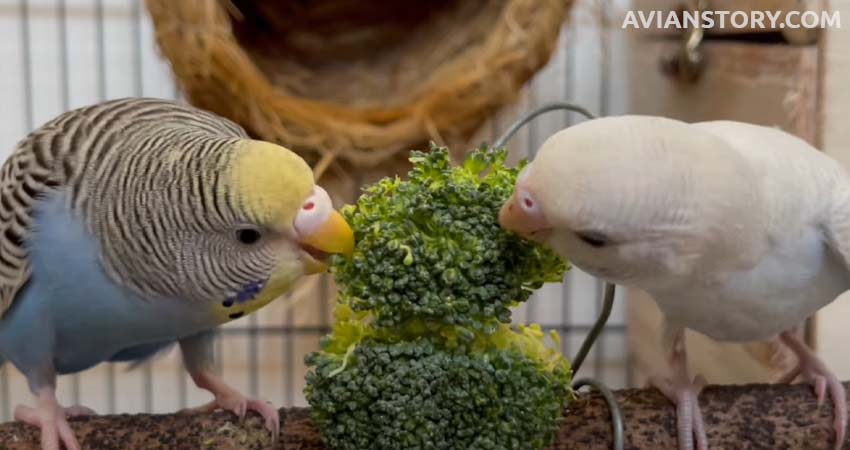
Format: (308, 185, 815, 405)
(577, 231, 608, 248)
(236, 227, 263, 245)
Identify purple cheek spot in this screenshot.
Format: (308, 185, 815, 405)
(223, 279, 267, 307)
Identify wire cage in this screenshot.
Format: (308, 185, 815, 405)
(0, 0, 632, 420)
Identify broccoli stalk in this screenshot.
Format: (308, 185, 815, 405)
(305, 145, 572, 450)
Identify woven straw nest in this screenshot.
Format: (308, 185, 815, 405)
(145, 0, 571, 184)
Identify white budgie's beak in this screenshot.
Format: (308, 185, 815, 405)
(499, 165, 551, 237)
(294, 185, 355, 273)
(499, 190, 551, 237)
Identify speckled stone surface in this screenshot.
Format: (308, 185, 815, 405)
(1, 383, 846, 449)
(558, 383, 847, 450)
(0, 410, 275, 450)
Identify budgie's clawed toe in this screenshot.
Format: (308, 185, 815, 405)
(14, 387, 83, 450)
(649, 330, 709, 450)
(778, 331, 847, 450)
(650, 373, 708, 450)
(184, 370, 280, 444)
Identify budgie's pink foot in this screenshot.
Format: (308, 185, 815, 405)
(185, 371, 280, 444)
(649, 374, 708, 450)
(13, 387, 81, 450)
(778, 331, 847, 450)
(649, 329, 709, 450)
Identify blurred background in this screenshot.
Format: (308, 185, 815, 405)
(0, 0, 846, 420)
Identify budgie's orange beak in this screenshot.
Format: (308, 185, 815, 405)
(294, 186, 354, 273)
(298, 210, 354, 256)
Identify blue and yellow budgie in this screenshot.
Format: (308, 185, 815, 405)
(0, 98, 354, 450)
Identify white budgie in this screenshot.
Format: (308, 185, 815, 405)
(499, 115, 849, 450)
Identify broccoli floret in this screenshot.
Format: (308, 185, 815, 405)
(305, 307, 573, 450)
(307, 145, 572, 450)
(330, 145, 567, 329)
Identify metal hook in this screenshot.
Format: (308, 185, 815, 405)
(571, 283, 616, 374)
(573, 378, 625, 450)
(572, 283, 623, 450)
(661, 0, 708, 81)
(496, 102, 624, 450)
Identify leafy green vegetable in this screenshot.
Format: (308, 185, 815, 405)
(330, 144, 567, 329)
(306, 145, 572, 450)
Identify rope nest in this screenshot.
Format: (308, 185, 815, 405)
(145, 0, 571, 182)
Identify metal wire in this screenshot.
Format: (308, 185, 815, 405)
(526, 83, 539, 326)
(572, 283, 617, 374)
(494, 102, 623, 450)
(573, 378, 624, 450)
(494, 102, 596, 148)
(559, 24, 576, 361)
(594, 1, 611, 381)
(124, 0, 157, 413)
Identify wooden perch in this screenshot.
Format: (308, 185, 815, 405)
(0, 383, 847, 449)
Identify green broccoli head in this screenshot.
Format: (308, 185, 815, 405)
(305, 306, 573, 450)
(310, 145, 573, 450)
(330, 145, 567, 329)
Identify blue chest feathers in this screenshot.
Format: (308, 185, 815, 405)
(0, 192, 215, 374)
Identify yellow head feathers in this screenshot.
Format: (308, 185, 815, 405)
(227, 140, 314, 231)
(214, 139, 353, 324)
